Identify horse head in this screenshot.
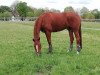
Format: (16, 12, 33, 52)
(33, 37, 41, 54)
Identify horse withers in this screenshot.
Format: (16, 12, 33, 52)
(33, 12, 82, 54)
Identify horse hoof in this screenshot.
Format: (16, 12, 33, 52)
(47, 51, 53, 54)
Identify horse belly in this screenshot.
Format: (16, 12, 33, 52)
(52, 23, 67, 32)
(52, 16, 67, 32)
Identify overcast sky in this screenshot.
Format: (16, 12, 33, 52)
(0, 0, 100, 11)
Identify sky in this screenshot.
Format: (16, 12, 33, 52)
(0, 0, 100, 11)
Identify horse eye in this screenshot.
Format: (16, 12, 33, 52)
(33, 39, 35, 41)
(38, 37, 40, 40)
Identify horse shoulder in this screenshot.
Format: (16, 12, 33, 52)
(41, 13, 53, 32)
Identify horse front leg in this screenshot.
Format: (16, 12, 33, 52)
(68, 30, 74, 52)
(45, 31, 52, 53)
(74, 31, 81, 54)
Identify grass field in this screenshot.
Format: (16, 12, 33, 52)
(0, 21, 100, 75)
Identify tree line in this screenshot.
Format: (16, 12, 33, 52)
(64, 6, 100, 19)
(0, 1, 100, 21)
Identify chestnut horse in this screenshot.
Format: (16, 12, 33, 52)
(33, 12, 82, 54)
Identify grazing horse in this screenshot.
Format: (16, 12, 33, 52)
(33, 12, 82, 54)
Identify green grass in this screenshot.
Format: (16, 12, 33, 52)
(0, 21, 100, 75)
(82, 22, 100, 28)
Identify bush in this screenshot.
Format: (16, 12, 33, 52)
(82, 12, 95, 19)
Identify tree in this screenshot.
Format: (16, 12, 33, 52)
(64, 6, 74, 12)
(0, 6, 12, 21)
(80, 7, 89, 15)
(3, 11, 12, 17)
(0, 11, 12, 21)
(82, 12, 95, 19)
(0, 13, 3, 17)
(27, 12, 34, 17)
(16, 2, 28, 20)
(27, 6, 33, 12)
(10, 0, 19, 17)
(49, 8, 60, 12)
(26, 6, 34, 17)
(91, 9, 100, 19)
(0, 6, 11, 13)
(10, 0, 19, 10)
(34, 8, 44, 17)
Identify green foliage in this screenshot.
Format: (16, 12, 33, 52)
(27, 6, 33, 12)
(0, 6, 11, 20)
(82, 12, 95, 19)
(64, 6, 74, 12)
(80, 7, 89, 15)
(0, 6, 11, 13)
(34, 8, 45, 17)
(0, 13, 3, 17)
(91, 9, 100, 19)
(0, 22, 100, 75)
(16, 2, 28, 17)
(3, 11, 12, 17)
(26, 7, 34, 17)
(0, 12, 11, 18)
(80, 7, 100, 19)
(1, 4, 100, 19)
(27, 12, 34, 17)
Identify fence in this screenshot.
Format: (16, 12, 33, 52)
(82, 19, 100, 22)
(0, 17, 37, 21)
(0, 17, 100, 22)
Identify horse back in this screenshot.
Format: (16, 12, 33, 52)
(40, 12, 67, 32)
(39, 12, 81, 32)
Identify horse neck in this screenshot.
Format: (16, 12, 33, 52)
(34, 20, 41, 40)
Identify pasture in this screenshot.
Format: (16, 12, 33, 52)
(0, 21, 100, 75)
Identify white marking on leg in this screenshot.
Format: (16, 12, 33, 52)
(36, 45, 39, 53)
(67, 47, 71, 53)
(77, 51, 79, 55)
(67, 50, 70, 53)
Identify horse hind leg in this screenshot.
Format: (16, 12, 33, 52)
(45, 31, 53, 53)
(68, 30, 74, 52)
(74, 31, 81, 54)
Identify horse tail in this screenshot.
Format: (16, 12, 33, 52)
(79, 23, 82, 49)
